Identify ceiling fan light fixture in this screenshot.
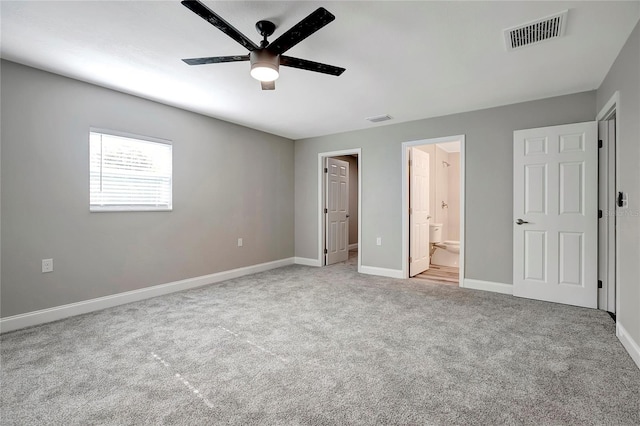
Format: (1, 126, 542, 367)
(181, 2, 345, 90)
(250, 50, 280, 82)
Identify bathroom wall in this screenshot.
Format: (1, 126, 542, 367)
(416, 144, 460, 243)
(434, 146, 449, 241)
(448, 152, 460, 241)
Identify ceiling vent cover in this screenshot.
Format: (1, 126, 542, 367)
(504, 10, 568, 51)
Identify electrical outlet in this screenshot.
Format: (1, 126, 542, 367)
(237, 238, 243, 247)
(42, 259, 53, 273)
(376, 237, 382, 246)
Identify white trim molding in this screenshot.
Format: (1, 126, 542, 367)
(617, 322, 640, 370)
(462, 279, 513, 295)
(294, 257, 322, 267)
(596, 90, 619, 121)
(360, 265, 404, 279)
(0, 257, 295, 334)
(348, 243, 359, 251)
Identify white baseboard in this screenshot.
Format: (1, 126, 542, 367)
(348, 243, 359, 251)
(0, 257, 295, 334)
(462, 278, 513, 295)
(294, 257, 321, 267)
(360, 265, 404, 279)
(617, 322, 640, 370)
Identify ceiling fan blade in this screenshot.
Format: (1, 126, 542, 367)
(181, 0, 258, 51)
(261, 81, 275, 90)
(182, 55, 249, 65)
(280, 56, 345, 76)
(267, 7, 335, 55)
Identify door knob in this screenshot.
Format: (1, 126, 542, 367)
(515, 218, 529, 225)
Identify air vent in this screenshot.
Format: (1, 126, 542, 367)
(366, 114, 392, 123)
(504, 10, 568, 51)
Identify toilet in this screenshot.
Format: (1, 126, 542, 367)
(429, 223, 460, 267)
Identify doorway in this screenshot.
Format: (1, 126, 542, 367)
(512, 113, 618, 313)
(401, 135, 465, 282)
(318, 149, 362, 271)
(597, 92, 619, 316)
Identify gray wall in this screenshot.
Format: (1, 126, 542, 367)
(295, 91, 596, 283)
(1, 60, 294, 318)
(596, 21, 640, 350)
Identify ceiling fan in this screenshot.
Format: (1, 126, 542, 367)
(180, 0, 345, 90)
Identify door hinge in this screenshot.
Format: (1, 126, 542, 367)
(598, 280, 603, 289)
(324, 167, 328, 173)
(409, 257, 412, 263)
(409, 207, 412, 215)
(598, 209, 603, 219)
(598, 140, 603, 149)
(324, 249, 328, 254)
(324, 208, 328, 214)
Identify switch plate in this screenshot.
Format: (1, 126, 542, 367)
(237, 238, 243, 247)
(376, 237, 382, 246)
(42, 259, 53, 273)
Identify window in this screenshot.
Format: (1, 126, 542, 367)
(90, 129, 172, 212)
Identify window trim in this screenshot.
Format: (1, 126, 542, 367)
(89, 127, 173, 213)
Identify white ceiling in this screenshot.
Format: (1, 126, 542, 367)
(1, 1, 638, 140)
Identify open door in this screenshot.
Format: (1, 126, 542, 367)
(409, 148, 431, 277)
(513, 121, 598, 308)
(326, 157, 349, 265)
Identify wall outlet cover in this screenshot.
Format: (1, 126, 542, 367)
(42, 259, 53, 273)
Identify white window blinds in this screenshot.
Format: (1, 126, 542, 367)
(90, 130, 172, 212)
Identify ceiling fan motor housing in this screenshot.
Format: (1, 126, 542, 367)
(250, 49, 280, 82)
(255, 20, 276, 38)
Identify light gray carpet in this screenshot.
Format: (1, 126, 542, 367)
(1, 257, 639, 425)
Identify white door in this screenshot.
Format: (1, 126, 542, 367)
(326, 157, 349, 265)
(513, 121, 598, 308)
(410, 148, 431, 276)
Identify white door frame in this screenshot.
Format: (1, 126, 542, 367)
(596, 91, 619, 317)
(318, 149, 362, 271)
(401, 135, 465, 281)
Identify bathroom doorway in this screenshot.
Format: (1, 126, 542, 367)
(401, 135, 465, 284)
